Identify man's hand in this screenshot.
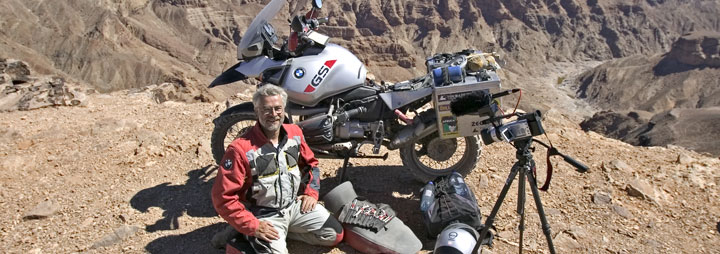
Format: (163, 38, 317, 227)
(297, 195, 317, 213)
(254, 220, 279, 242)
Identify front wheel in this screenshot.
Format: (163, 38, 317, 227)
(399, 132, 482, 183)
(211, 112, 257, 164)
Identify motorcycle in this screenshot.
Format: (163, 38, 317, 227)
(208, 0, 482, 182)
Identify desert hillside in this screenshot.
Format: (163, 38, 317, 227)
(1, 0, 718, 94)
(577, 31, 720, 114)
(578, 31, 720, 156)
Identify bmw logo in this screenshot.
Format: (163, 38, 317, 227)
(223, 159, 233, 170)
(293, 68, 305, 79)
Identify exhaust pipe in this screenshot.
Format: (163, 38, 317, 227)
(388, 119, 437, 150)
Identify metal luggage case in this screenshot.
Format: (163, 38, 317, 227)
(432, 71, 502, 139)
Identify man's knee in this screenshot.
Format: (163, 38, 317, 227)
(319, 215, 344, 246)
(330, 228, 344, 246)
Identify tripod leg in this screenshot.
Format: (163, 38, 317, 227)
(519, 212, 525, 254)
(517, 166, 527, 254)
(526, 168, 557, 254)
(339, 155, 350, 182)
(479, 163, 521, 246)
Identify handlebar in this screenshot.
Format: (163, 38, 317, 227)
(317, 17, 329, 25)
(288, 15, 330, 54)
(308, 17, 329, 30)
(291, 15, 329, 32)
(299, 34, 315, 47)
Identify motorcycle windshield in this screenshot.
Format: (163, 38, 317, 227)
(237, 0, 286, 59)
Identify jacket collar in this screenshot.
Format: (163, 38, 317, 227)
(249, 122, 288, 148)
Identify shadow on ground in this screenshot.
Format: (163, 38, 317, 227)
(145, 223, 226, 254)
(130, 165, 218, 232)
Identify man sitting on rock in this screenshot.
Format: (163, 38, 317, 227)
(211, 84, 343, 253)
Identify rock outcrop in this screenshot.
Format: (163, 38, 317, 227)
(0, 59, 89, 112)
(664, 30, 720, 68)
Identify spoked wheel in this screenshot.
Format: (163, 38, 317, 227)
(211, 112, 257, 164)
(400, 132, 482, 183)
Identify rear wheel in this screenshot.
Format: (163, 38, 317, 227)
(211, 112, 257, 164)
(399, 132, 482, 183)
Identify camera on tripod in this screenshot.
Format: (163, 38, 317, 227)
(448, 88, 545, 145)
(448, 88, 589, 254)
(480, 110, 544, 145)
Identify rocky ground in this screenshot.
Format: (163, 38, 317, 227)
(1, 76, 719, 254)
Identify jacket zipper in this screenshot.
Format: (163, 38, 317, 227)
(275, 151, 282, 208)
(270, 132, 288, 210)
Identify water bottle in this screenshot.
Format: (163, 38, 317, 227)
(420, 181, 435, 212)
(450, 172, 467, 197)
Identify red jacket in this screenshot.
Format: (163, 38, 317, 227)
(212, 123, 320, 236)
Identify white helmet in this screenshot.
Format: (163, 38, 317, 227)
(434, 222, 479, 254)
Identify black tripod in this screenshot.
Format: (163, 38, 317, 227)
(477, 138, 587, 254)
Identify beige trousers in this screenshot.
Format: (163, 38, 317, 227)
(253, 200, 340, 254)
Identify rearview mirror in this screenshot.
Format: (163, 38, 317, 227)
(312, 0, 322, 9)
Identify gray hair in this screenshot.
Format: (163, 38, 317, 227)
(253, 84, 288, 108)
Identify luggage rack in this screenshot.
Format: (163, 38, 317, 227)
(428, 50, 503, 139)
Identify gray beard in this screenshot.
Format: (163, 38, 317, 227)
(262, 121, 281, 132)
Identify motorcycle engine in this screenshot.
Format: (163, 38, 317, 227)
(298, 115, 380, 145)
(336, 121, 364, 138)
(335, 121, 380, 139)
(297, 114, 334, 144)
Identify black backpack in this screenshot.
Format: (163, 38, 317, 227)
(422, 173, 484, 237)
